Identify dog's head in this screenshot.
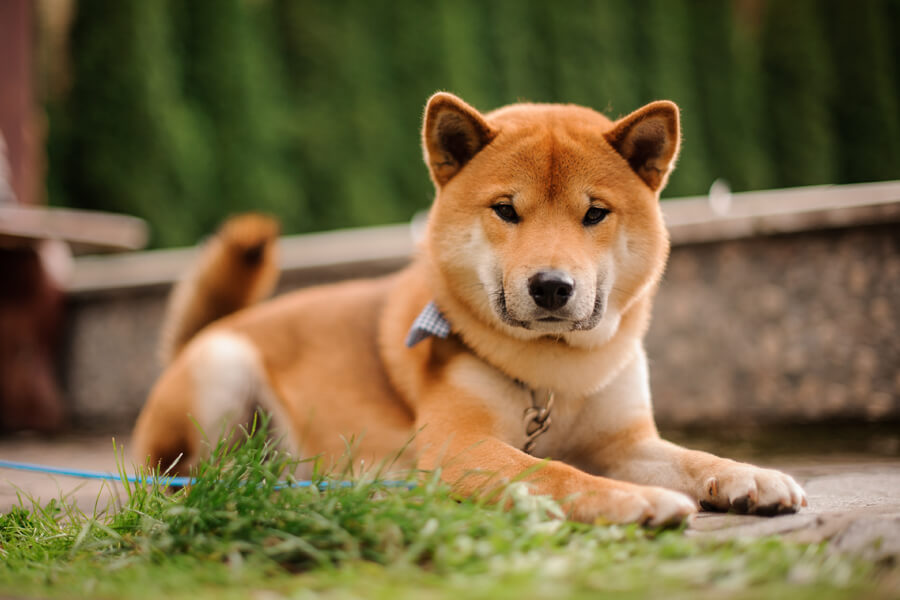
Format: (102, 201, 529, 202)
(422, 93, 678, 347)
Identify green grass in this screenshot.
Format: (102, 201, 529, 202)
(0, 420, 895, 600)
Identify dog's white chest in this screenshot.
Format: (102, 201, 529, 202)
(522, 352, 654, 460)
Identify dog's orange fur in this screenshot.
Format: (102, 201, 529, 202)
(133, 93, 806, 525)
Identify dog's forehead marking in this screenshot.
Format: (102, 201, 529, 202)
(481, 113, 619, 205)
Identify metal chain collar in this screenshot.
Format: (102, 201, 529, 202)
(522, 389, 554, 455)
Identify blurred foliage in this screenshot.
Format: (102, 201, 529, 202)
(45, 0, 900, 247)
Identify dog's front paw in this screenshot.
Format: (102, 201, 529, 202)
(632, 486, 699, 527)
(698, 463, 807, 516)
(576, 484, 697, 527)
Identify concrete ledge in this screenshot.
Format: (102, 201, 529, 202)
(59, 182, 900, 430)
(69, 223, 415, 296)
(665, 180, 900, 245)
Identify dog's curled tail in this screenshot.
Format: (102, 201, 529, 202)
(158, 213, 281, 365)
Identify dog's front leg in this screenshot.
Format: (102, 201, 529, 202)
(413, 376, 696, 526)
(577, 349, 807, 515)
(601, 433, 808, 515)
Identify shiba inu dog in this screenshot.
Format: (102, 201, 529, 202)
(133, 93, 807, 525)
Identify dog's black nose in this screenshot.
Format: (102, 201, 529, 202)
(528, 271, 574, 311)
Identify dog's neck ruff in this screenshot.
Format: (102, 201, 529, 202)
(406, 301, 554, 456)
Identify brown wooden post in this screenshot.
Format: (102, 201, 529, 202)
(0, 0, 65, 432)
(0, 0, 39, 206)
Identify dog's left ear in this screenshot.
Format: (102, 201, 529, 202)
(423, 92, 497, 187)
(605, 101, 680, 193)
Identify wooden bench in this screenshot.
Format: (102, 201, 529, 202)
(0, 204, 147, 253)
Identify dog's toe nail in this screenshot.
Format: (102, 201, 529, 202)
(705, 476, 718, 498)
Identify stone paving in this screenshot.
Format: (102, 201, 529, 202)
(0, 433, 126, 516)
(689, 460, 900, 561)
(1, 433, 899, 563)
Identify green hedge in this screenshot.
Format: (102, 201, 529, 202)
(47, 0, 900, 247)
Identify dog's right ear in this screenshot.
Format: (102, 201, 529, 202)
(423, 92, 497, 187)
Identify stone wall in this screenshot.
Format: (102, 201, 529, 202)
(648, 224, 899, 426)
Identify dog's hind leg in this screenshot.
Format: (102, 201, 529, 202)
(132, 330, 294, 474)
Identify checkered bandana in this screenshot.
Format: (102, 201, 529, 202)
(405, 301, 451, 347)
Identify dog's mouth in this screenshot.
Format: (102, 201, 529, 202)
(492, 288, 605, 332)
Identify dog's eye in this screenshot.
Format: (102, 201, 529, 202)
(492, 203, 520, 224)
(583, 206, 610, 226)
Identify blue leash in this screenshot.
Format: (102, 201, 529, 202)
(0, 459, 411, 489)
(0, 458, 190, 487)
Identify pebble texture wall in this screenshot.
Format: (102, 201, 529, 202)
(648, 223, 898, 426)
